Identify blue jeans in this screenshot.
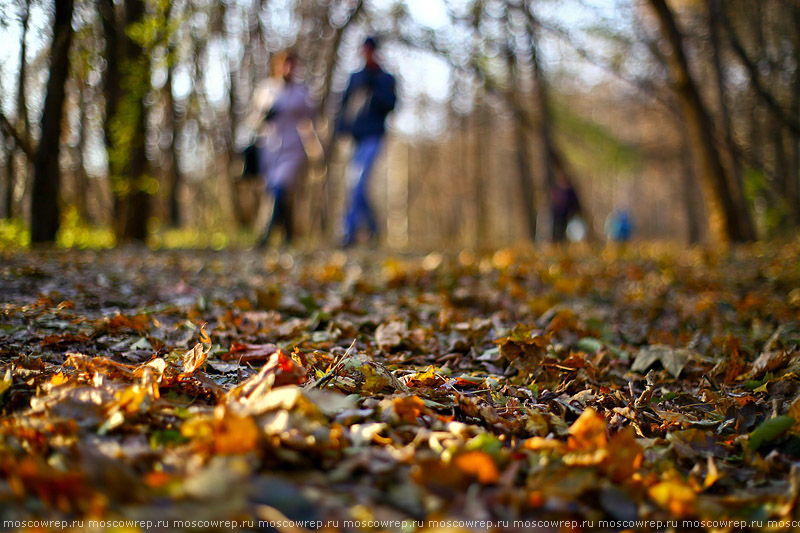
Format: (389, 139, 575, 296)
(343, 136, 382, 245)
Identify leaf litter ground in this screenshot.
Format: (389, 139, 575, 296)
(1, 242, 800, 532)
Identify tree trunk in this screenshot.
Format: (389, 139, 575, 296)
(74, 85, 91, 223)
(14, 0, 32, 223)
(165, 40, 184, 228)
(680, 135, 703, 244)
(2, 134, 14, 219)
(111, 0, 151, 242)
(647, 0, 749, 243)
(30, 0, 75, 243)
(17, 0, 31, 151)
(226, 3, 249, 230)
(523, 5, 586, 241)
(472, 102, 487, 248)
(789, 3, 800, 219)
(311, 0, 365, 242)
(706, 0, 756, 239)
(99, 0, 121, 150)
(512, 113, 538, 241)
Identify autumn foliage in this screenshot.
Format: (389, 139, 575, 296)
(1, 242, 800, 529)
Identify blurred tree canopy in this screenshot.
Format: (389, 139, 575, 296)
(0, 0, 798, 248)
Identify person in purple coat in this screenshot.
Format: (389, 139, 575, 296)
(337, 36, 397, 247)
(256, 53, 315, 248)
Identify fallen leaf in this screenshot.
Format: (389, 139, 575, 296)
(648, 480, 695, 516)
(568, 408, 607, 451)
(221, 342, 279, 363)
(453, 451, 500, 484)
(632, 345, 697, 378)
(747, 415, 795, 451)
(375, 321, 408, 351)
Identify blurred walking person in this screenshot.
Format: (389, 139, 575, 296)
(337, 36, 397, 247)
(256, 52, 315, 248)
(551, 170, 581, 243)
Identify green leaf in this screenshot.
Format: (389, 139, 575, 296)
(576, 337, 604, 354)
(422, 398, 446, 409)
(150, 429, 188, 448)
(748, 416, 796, 451)
(465, 433, 502, 456)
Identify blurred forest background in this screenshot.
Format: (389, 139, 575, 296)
(0, 0, 798, 249)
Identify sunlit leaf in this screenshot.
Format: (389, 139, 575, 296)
(453, 451, 500, 484)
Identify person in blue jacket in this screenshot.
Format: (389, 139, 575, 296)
(337, 36, 397, 247)
(605, 208, 633, 243)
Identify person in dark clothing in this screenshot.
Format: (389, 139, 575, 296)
(551, 171, 581, 242)
(337, 36, 397, 247)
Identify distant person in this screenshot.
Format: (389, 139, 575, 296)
(255, 52, 315, 248)
(336, 36, 397, 247)
(605, 208, 633, 243)
(551, 171, 581, 242)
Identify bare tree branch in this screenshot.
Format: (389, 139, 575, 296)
(718, 4, 800, 137)
(0, 112, 34, 159)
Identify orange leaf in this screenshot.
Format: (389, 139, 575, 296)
(568, 408, 607, 451)
(143, 471, 172, 488)
(49, 372, 68, 386)
(199, 324, 211, 344)
(213, 410, 260, 454)
(602, 427, 643, 483)
(106, 313, 150, 332)
(453, 451, 500, 484)
(393, 395, 428, 424)
(522, 437, 565, 452)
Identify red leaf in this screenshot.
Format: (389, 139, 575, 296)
(220, 342, 279, 363)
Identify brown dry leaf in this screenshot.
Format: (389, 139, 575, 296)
(105, 313, 150, 332)
(749, 350, 791, 377)
(496, 327, 551, 379)
(41, 333, 91, 347)
(221, 342, 279, 363)
(178, 342, 209, 380)
(375, 321, 408, 351)
(177, 325, 212, 380)
(64, 353, 136, 380)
